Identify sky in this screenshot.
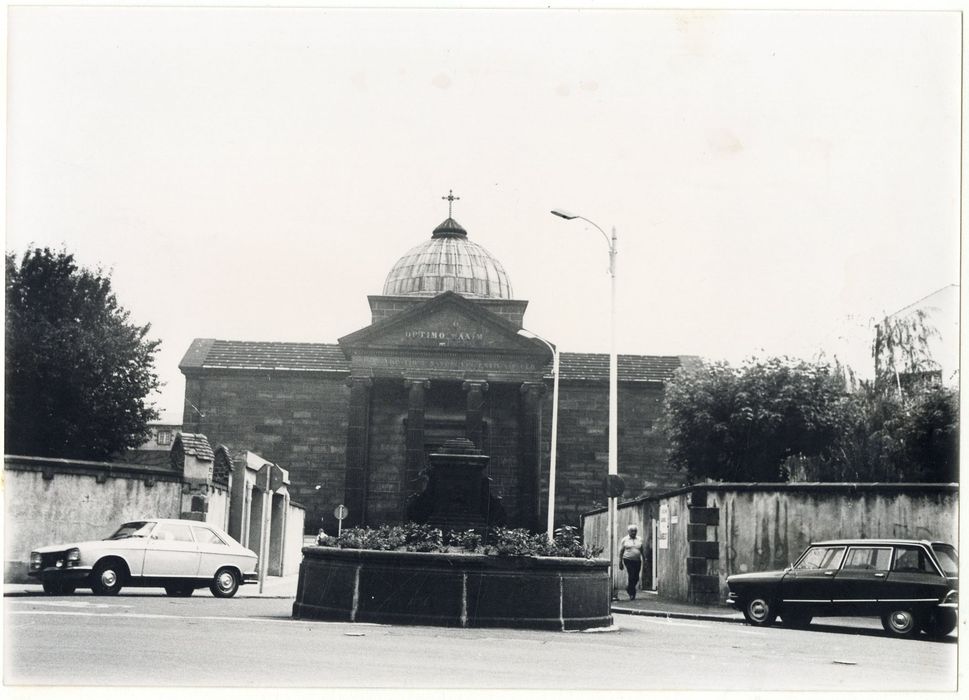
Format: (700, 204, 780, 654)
(6, 5, 962, 423)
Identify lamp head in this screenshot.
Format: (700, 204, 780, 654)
(550, 209, 579, 220)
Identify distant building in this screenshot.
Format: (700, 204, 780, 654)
(140, 422, 182, 451)
(179, 202, 695, 533)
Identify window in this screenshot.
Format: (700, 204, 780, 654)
(843, 547, 892, 571)
(156, 430, 172, 446)
(153, 523, 194, 543)
(192, 526, 227, 546)
(893, 545, 934, 574)
(931, 544, 958, 576)
(795, 546, 846, 570)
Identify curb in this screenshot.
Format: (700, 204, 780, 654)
(611, 606, 746, 624)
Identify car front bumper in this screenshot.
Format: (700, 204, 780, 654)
(28, 567, 93, 583)
(242, 572, 259, 585)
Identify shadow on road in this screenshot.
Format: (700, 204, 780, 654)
(786, 621, 957, 645)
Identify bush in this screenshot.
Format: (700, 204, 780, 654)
(317, 524, 601, 559)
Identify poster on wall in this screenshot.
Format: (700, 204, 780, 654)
(658, 503, 669, 550)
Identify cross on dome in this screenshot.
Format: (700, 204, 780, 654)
(442, 189, 460, 218)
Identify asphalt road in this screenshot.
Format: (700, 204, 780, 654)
(3, 591, 958, 691)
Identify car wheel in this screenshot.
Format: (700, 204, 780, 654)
(881, 609, 918, 637)
(919, 609, 957, 639)
(210, 568, 239, 598)
(742, 596, 776, 626)
(780, 611, 812, 628)
(164, 584, 194, 597)
(91, 561, 125, 596)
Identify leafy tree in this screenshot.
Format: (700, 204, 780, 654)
(5, 248, 161, 460)
(872, 309, 940, 397)
(661, 357, 846, 482)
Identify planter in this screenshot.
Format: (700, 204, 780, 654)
(292, 546, 612, 631)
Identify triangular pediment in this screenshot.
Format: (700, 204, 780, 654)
(339, 292, 544, 357)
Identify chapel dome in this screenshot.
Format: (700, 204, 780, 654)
(382, 217, 514, 299)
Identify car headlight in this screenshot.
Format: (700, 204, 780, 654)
(29, 552, 41, 570)
(66, 548, 81, 564)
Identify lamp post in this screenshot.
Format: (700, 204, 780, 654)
(551, 208, 619, 598)
(517, 328, 559, 543)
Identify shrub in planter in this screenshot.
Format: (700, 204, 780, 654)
(315, 523, 601, 559)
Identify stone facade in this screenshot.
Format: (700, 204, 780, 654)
(181, 291, 692, 534)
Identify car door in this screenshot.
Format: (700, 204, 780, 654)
(831, 545, 892, 615)
(879, 544, 950, 610)
(779, 545, 846, 614)
(143, 522, 201, 577)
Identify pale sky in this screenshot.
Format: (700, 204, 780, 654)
(6, 5, 962, 422)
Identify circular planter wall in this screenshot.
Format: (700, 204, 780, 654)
(292, 546, 612, 631)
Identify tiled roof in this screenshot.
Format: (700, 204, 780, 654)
(182, 338, 692, 383)
(183, 339, 349, 373)
(212, 444, 234, 485)
(555, 353, 688, 383)
(175, 432, 214, 462)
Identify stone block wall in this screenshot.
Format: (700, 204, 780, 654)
(183, 371, 350, 532)
(544, 381, 682, 529)
(365, 379, 527, 527)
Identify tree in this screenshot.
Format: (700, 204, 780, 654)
(661, 357, 847, 482)
(5, 248, 161, 460)
(872, 309, 941, 398)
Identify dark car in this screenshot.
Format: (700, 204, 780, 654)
(726, 539, 958, 638)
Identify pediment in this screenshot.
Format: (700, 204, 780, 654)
(339, 292, 544, 358)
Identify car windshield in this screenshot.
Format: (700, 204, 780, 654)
(107, 521, 155, 540)
(794, 545, 846, 570)
(931, 544, 959, 576)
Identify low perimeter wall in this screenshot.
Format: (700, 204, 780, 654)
(583, 482, 959, 605)
(293, 547, 612, 630)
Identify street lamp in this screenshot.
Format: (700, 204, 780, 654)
(551, 208, 619, 598)
(518, 328, 559, 543)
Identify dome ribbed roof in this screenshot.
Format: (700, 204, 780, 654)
(382, 217, 513, 299)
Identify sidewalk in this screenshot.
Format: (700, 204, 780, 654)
(6, 576, 744, 621)
(3, 573, 301, 599)
(611, 590, 745, 624)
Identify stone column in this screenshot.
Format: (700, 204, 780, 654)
(403, 378, 430, 511)
(344, 376, 373, 527)
(518, 381, 546, 532)
(462, 380, 489, 450)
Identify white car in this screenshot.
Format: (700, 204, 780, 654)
(28, 518, 259, 598)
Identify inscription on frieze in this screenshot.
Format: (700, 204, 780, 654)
(362, 353, 542, 373)
(403, 329, 485, 346)
(391, 308, 507, 349)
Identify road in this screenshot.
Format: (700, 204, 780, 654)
(3, 591, 958, 691)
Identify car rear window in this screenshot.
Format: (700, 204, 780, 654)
(931, 544, 958, 576)
(193, 526, 228, 546)
(892, 545, 935, 574)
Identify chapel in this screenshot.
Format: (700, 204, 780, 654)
(179, 197, 693, 533)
